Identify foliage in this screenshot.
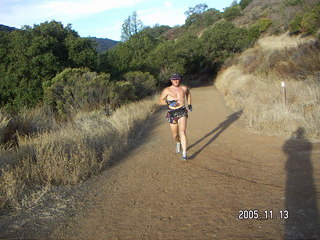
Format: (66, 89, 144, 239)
(121, 11, 144, 42)
(123, 71, 157, 98)
(146, 40, 187, 83)
(184, 3, 211, 28)
(176, 33, 203, 73)
(239, 0, 253, 10)
(200, 21, 257, 63)
(184, 3, 208, 17)
(223, 5, 242, 21)
(140, 25, 171, 39)
(0, 21, 97, 110)
(289, 3, 320, 35)
(289, 14, 303, 34)
(43, 68, 110, 116)
(301, 3, 320, 35)
(185, 8, 221, 28)
(251, 18, 273, 34)
(104, 32, 159, 78)
(107, 81, 136, 108)
(281, 0, 302, 7)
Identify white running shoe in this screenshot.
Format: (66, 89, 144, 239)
(176, 142, 181, 153)
(182, 152, 187, 161)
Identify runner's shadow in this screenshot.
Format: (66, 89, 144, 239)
(283, 127, 320, 239)
(188, 110, 242, 159)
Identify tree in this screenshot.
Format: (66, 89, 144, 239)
(0, 21, 97, 110)
(121, 11, 144, 41)
(184, 3, 209, 28)
(102, 31, 158, 78)
(184, 3, 208, 17)
(200, 21, 256, 64)
(146, 40, 187, 84)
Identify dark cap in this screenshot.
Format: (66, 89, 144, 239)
(170, 73, 182, 80)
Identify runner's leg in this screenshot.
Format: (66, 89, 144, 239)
(169, 123, 180, 143)
(178, 116, 187, 155)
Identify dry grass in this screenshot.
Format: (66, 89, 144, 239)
(256, 33, 315, 50)
(216, 34, 320, 140)
(0, 106, 58, 149)
(0, 96, 159, 210)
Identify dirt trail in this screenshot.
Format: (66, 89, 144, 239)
(4, 85, 320, 239)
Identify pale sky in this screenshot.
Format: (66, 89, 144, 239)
(0, 0, 235, 41)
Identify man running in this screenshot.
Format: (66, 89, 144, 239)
(159, 74, 192, 160)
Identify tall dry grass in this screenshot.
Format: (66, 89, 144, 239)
(0, 106, 58, 149)
(0, 96, 159, 210)
(216, 34, 320, 140)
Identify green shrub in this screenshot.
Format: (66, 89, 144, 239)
(123, 71, 157, 99)
(239, 0, 253, 10)
(223, 5, 242, 21)
(252, 18, 273, 33)
(43, 68, 110, 116)
(200, 21, 257, 63)
(107, 81, 136, 108)
(281, 0, 302, 7)
(289, 14, 303, 34)
(301, 3, 320, 35)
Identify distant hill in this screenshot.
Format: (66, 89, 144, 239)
(0, 24, 17, 32)
(87, 37, 118, 52)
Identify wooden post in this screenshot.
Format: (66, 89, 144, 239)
(281, 81, 286, 106)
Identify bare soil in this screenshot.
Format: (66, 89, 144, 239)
(1, 85, 320, 239)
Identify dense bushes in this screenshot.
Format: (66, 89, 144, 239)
(107, 81, 136, 108)
(43, 68, 110, 116)
(43, 68, 159, 116)
(200, 21, 258, 63)
(281, 0, 302, 7)
(123, 71, 157, 98)
(0, 21, 97, 111)
(239, 0, 254, 10)
(289, 3, 320, 35)
(101, 32, 158, 78)
(223, 5, 242, 21)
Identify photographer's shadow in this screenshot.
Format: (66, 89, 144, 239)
(283, 127, 320, 239)
(188, 110, 242, 159)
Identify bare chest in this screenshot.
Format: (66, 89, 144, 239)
(167, 87, 185, 100)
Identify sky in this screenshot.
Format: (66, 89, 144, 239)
(0, 0, 235, 41)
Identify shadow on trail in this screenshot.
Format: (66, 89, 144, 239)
(104, 108, 164, 170)
(188, 110, 242, 159)
(283, 127, 320, 239)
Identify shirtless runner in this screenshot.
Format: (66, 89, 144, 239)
(159, 74, 192, 160)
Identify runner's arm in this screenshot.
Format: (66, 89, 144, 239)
(159, 88, 168, 105)
(186, 87, 192, 105)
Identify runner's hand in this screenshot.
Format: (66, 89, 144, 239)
(188, 104, 193, 111)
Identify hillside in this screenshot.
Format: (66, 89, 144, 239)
(0, 24, 16, 32)
(160, 0, 320, 40)
(86, 37, 118, 52)
(234, 0, 320, 33)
